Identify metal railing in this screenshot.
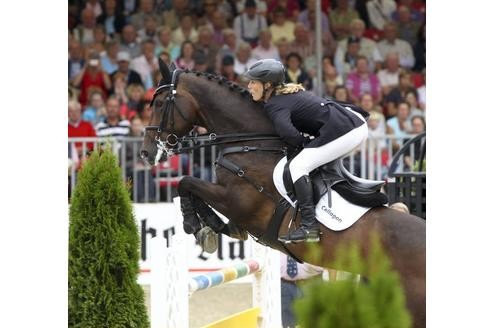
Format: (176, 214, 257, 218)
(385, 132, 426, 219)
(68, 134, 423, 203)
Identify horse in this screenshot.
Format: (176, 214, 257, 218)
(140, 61, 426, 328)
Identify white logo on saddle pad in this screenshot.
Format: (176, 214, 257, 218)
(273, 157, 372, 231)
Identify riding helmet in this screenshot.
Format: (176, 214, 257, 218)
(244, 59, 286, 85)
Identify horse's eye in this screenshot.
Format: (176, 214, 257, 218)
(154, 100, 163, 108)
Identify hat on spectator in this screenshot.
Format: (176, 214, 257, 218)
(245, 0, 257, 8)
(222, 55, 234, 66)
(117, 51, 131, 62)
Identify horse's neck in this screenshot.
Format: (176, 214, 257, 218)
(184, 74, 276, 134)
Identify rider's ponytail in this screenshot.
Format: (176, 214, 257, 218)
(275, 83, 305, 95)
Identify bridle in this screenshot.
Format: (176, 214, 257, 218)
(144, 68, 195, 162)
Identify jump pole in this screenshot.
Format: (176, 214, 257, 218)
(147, 197, 282, 328)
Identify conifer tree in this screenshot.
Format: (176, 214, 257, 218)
(294, 236, 412, 328)
(69, 148, 149, 328)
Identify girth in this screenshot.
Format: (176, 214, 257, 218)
(215, 146, 286, 201)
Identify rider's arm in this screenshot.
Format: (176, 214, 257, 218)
(265, 104, 305, 148)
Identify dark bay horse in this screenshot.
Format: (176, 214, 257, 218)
(140, 62, 425, 328)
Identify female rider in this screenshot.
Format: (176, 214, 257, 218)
(245, 59, 370, 243)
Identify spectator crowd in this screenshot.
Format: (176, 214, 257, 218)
(68, 0, 426, 181)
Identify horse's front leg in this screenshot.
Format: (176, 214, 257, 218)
(178, 177, 246, 244)
(177, 176, 229, 253)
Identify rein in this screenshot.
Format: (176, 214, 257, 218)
(172, 132, 283, 154)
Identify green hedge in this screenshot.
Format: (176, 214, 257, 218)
(69, 148, 149, 328)
(294, 236, 411, 328)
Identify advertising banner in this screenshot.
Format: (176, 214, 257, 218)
(133, 202, 254, 274)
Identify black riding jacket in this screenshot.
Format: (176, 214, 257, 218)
(264, 91, 369, 149)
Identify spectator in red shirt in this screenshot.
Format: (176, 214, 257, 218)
(72, 52, 112, 107)
(68, 99, 97, 157)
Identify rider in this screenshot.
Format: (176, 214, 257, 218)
(244, 59, 370, 243)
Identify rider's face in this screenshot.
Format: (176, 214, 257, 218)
(248, 80, 264, 101)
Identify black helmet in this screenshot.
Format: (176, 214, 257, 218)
(244, 59, 286, 85)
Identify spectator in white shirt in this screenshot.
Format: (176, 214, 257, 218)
(377, 52, 401, 97)
(252, 28, 280, 60)
(377, 22, 415, 69)
(366, 0, 396, 31)
(130, 39, 158, 90)
(233, 0, 267, 47)
(233, 41, 257, 75)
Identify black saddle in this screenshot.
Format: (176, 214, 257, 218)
(283, 158, 388, 208)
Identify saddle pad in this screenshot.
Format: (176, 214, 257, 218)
(273, 157, 372, 231)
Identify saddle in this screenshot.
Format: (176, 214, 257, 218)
(283, 158, 388, 208)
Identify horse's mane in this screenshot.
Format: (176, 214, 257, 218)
(157, 68, 274, 132)
(158, 69, 252, 98)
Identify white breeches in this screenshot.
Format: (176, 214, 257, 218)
(289, 109, 368, 182)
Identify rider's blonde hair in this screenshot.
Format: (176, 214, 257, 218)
(274, 83, 305, 95)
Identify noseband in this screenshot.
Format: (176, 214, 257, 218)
(144, 68, 194, 161)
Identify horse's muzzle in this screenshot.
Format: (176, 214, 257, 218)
(139, 149, 155, 166)
(140, 148, 168, 166)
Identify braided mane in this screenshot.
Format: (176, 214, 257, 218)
(182, 69, 252, 98)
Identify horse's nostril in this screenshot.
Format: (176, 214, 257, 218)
(140, 150, 148, 159)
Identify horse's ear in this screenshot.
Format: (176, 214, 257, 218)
(169, 61, 177, 72)
(158, 57, 172, 83)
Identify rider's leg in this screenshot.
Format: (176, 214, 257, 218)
(279, 123, 369, 243)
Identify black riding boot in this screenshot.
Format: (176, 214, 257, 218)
(279, 175, 320, 243)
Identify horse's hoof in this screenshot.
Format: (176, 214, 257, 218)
(196, 226, 218, 253)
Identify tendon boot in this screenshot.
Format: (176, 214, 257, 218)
(193, 198, 226, 233)
(181, 197, 202, 235)
(279, 175, 320, 243)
